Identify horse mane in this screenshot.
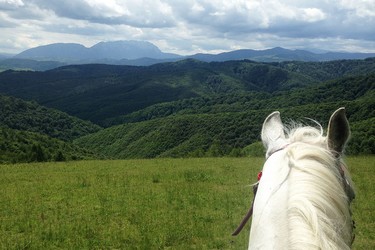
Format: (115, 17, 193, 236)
(284, 124, 354, 249)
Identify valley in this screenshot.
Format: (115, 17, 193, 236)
(0, 58, 374, 162)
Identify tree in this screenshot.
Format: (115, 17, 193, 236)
(54, 150, 66, 161)
(29, 143, 46, 162)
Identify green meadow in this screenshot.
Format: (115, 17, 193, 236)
(0, 157, 373, 249)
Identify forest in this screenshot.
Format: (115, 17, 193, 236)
(0, 58, 374, 162)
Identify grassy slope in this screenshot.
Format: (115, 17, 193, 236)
(350, 155, 375, 249)
(0, 157, 373, 249)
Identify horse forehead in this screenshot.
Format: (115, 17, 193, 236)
(256, 151, 290, 206)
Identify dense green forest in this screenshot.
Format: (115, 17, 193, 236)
(0, 94, 101, 141)
(0, 95, 101, 163)
(103, 74, 374, 125)
(0, 58, 374, 125)
(0, 58, 374, 162)
(0, 126, 98, 163)
(75, 74, 375, 158)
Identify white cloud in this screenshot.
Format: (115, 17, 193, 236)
(0, 0, 374, 54)
(301, 8, 326, 22)
(85, 0, 129, 17)
(0, 0, 24, 10)
(339, 0, 375, 18)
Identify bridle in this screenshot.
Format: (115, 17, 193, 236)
(337, 160, 356, 244)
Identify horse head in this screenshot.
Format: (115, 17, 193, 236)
(234, 108, 355, 249)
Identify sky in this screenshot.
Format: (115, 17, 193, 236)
(0, 0, 375, 55)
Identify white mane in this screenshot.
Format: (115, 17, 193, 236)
(285, 125, 353, 249)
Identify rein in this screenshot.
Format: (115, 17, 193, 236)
(231, 173, 261, 236)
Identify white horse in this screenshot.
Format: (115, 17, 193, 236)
(234, 108, 355, 249)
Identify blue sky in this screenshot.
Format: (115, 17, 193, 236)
(1, 0, 374, 55)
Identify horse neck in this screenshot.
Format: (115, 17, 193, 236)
(249, 146, 353, 250)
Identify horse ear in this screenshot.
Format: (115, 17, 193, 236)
(261, 111, 286, 156)
(327, 107, 350, 155)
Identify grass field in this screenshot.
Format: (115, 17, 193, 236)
(0, 156, 373, 249)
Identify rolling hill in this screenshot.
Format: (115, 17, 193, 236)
(75, 73, 375, 158)
(0, 58, 374, 160)
(0, 94, 101, 141)
(0, 126, 98, 163)
(0, 94, 102, 163)
(0, 58, 375, 126)
(0, 58, 66, 72)
(190, 47, 375, 63)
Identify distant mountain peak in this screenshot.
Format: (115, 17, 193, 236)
(90, 40, 164, 60)
(15, 43, 88, 61)
(14, 40, 180, 62)
(93, 40, 159, 48)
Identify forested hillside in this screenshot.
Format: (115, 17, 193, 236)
(0, 58, 374, 125)
(103, 74, 374, 125)
(0, 95, 102, 163)
(0, 58, 374, 161)
(0, 126, 98, 163)
(75, 73, 375, 157)
(0, 94, 101, 141)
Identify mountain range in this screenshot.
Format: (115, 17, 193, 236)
(14, 40, 179, 61)
(1, 40, 375, 71)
